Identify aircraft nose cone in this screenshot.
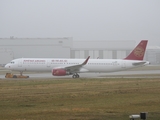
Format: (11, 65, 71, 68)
(4, 64, 10, 69)
(4, 64, 7, 68)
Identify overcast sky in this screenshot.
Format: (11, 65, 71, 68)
(1, 0, 160, 45)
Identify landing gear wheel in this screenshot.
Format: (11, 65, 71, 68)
(72, 73, 80, 78)
(72, 75, 76, 78)
(76, 74, 79, 78)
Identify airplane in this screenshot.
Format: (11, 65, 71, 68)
(5, 40, 149, 78)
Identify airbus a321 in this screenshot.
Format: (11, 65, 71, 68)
(5, 40, 149, 78)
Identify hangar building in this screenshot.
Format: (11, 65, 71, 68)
(71, 40, 136, 59)
(0, 37, 160, 65)
(0, 37, 72, 65)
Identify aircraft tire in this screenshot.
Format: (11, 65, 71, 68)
(76, 74, 79, 78)
(72, 75, 76, 78)
(72, 73, 80, 78)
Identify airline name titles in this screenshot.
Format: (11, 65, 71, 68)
(23, 59, 68, 63)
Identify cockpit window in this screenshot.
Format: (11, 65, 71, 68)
(10, 61, 15, 64)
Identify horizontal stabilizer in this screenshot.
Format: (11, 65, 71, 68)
(132, 61, 147, 66)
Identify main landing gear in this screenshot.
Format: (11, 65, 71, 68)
(72, 73, 79, 78)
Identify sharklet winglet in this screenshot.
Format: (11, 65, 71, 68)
(82, 56, 90, 65)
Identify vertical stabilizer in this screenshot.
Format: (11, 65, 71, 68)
(124, 40, 148, 60)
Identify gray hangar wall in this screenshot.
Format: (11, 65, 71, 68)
(0, 38, 72, 65)
(71, 41, 160, 64)
(71, 40, 136, 59)
(1, 38, 160, 65)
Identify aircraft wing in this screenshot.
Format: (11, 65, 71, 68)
(56, 56, 90, 73)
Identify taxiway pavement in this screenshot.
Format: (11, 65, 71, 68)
(1, 70, 160, 79)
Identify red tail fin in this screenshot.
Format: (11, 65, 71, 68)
(124, 40, 148, 60)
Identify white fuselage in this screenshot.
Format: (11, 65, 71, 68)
(5, 58, 148, 73)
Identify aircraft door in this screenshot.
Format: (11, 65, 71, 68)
(47, 60, 51, 67)
(18, 60, 22, 67)
(121, 61, 126, 68)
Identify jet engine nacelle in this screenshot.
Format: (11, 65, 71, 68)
(52, 69, 70, 76)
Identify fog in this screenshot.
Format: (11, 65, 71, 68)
(1, 0, 160, 46)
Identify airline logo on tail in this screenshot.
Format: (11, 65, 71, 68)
(134, 46, 145, 58)
(124, 40, 148, 60)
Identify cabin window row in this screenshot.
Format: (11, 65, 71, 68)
(50, 62, 119, 65)
(51, 63, 79, 64)
(88, 63, 119, 65)
(22, 62, 119, 65)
